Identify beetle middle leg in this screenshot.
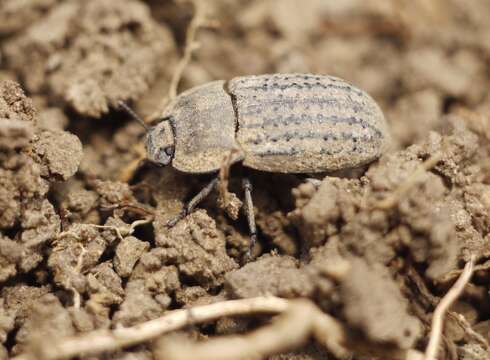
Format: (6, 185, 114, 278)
(166, 177, 219, 227)
(242, 178, 257, 260)
(166, 175, 259, 261)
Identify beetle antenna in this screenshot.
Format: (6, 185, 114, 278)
(118, 101, 150, 132)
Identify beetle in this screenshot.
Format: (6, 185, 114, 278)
(120, 73, 390, 258)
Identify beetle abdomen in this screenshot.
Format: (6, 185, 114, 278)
(229, 74, 389, 173)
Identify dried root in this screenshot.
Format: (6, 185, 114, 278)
(89, 218, 152, 242)
(155, 299, 350, 360)
(425, 255, 476, 360)
(13, 297, 349, 360)
(157, 0, 216, 118)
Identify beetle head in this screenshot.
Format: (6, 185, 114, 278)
(145, 119, 175, 166)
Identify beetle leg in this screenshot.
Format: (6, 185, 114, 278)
(166, 177, 219, 227)
(242, 178, 257, 260)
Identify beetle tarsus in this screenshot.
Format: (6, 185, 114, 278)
(246, 234, 257, 261)
(166, 209, 187, 228)
(242, 178, 257, 261)
(166, 178, 219, 228)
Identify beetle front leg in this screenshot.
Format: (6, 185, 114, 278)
(242, 178, 257, 260)
(166, 177, 219, 227)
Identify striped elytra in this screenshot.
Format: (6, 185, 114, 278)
(230, 74, 389, 173)
(151, 73, 390, 174)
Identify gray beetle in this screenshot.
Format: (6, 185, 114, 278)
(121, 73, 390, 258)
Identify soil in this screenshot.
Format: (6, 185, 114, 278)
(1, 1, 490, 359)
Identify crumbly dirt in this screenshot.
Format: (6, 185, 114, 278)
(1, 1, 490, 359)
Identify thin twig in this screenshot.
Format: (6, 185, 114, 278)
(129, 218, 152, 233)
(90, 224, 125, 241)
(156, 299, 349, 360)
(452, 313, 489, 350)
(99, 202, 155, 217)
(375, 152, 444, 210)
(425, 255, 476, 360)
(14, 297, 350, 360)
(168, 1, 202, 100)
(91, 218, 151, 241)
(163, 0, 208, 112)
(14, 297, 291, 360)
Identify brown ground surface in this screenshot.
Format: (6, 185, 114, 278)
(1, 1, 490, 359)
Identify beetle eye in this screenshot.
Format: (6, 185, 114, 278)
(164, 146, 174, 157)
